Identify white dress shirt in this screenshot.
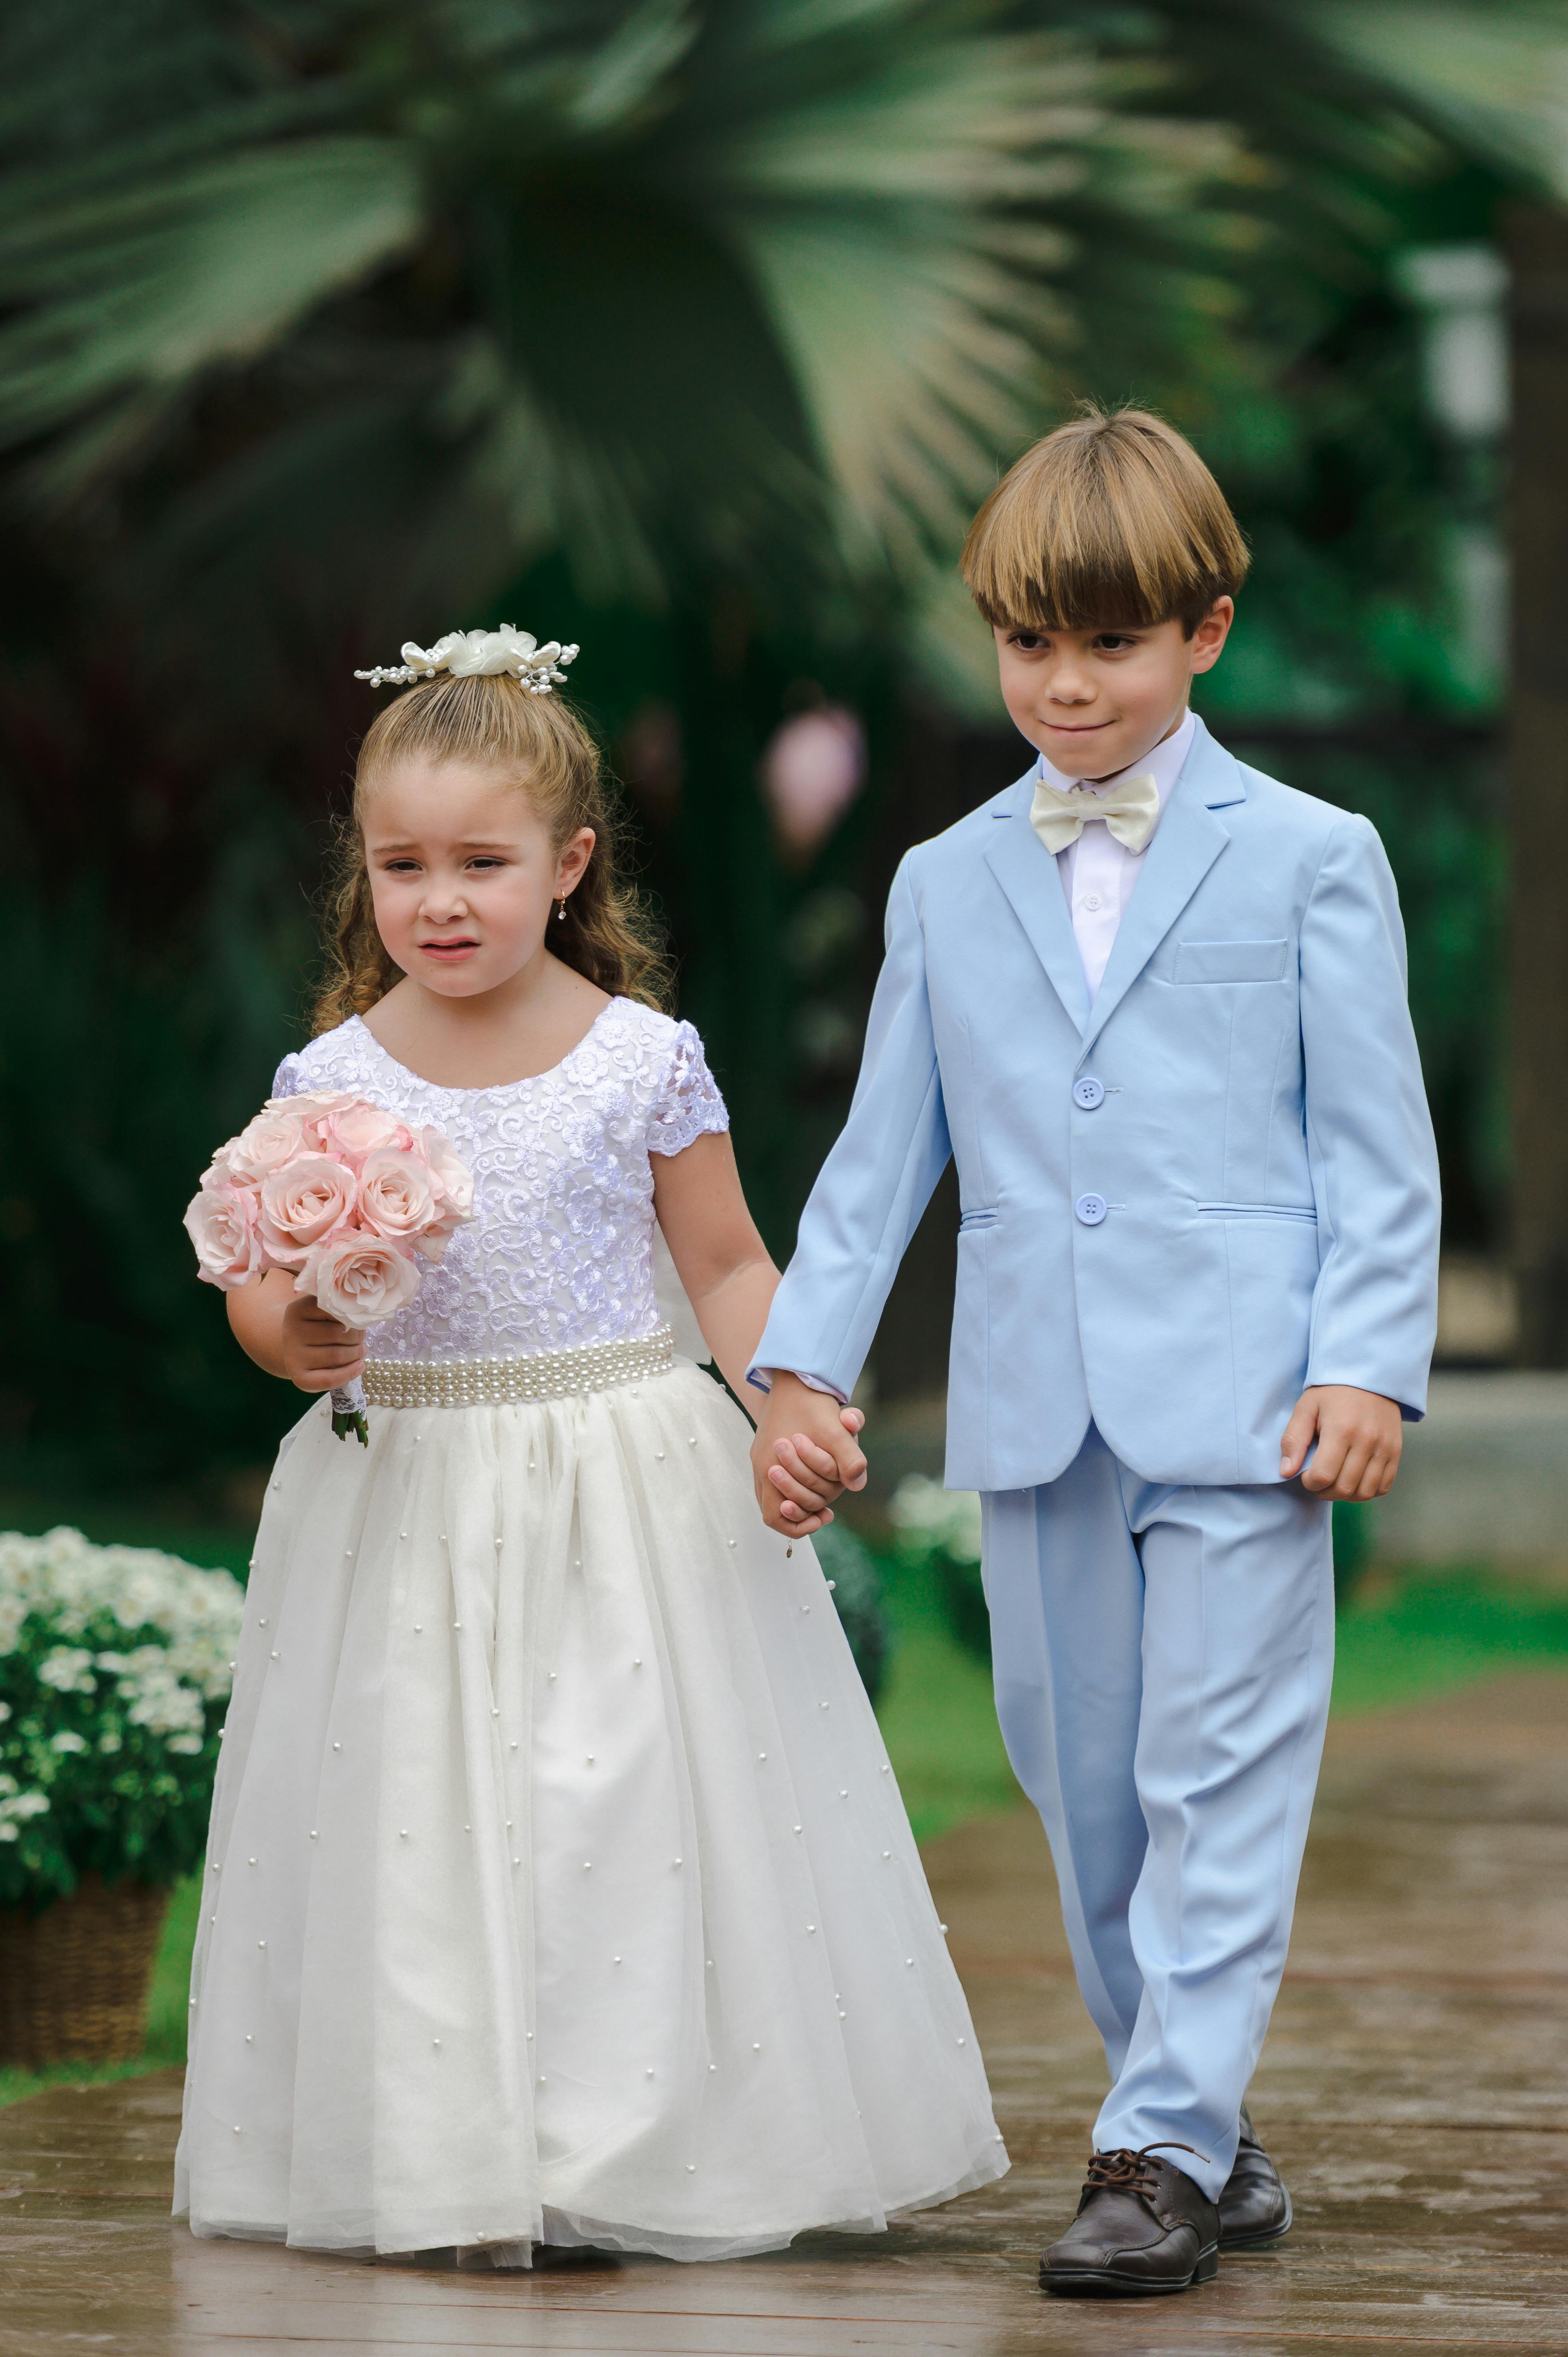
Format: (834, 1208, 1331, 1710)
(1040, 707, 1195, 1003)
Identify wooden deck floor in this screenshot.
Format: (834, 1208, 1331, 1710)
(2, 1668, 1565, 2355)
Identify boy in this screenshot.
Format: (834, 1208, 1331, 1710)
(748, 409, 1439, 2297)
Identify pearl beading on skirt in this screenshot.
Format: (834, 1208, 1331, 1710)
(362, 1325, 676, 1410)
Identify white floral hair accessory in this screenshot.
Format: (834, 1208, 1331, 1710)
(355, 626, 579, 695)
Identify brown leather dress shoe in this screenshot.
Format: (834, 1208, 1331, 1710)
(1218, 2104, 1292, 2249)
(1040, 2145, 1220, 2297)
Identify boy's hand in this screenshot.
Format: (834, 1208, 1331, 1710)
(1280, 1384, 1403, 1501)
(751, 1374, 868, 1538)
(280, 1295, 365, 1395)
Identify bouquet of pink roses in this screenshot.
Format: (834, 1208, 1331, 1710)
(184, 1091, 473, 1443)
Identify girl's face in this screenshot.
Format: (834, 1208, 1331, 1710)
(362, 760, 594, 1000)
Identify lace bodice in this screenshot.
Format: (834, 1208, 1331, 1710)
(272, 998, 728, 1362)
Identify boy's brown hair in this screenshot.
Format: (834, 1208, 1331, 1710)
(960, 406, 1249, 637)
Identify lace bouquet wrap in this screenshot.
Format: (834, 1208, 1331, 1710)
(183, 1092, 474, 1442)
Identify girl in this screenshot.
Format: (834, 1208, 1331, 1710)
(175, 631, 1006, 2264)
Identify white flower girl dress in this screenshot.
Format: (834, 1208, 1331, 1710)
(175, 995, 1006, 2263)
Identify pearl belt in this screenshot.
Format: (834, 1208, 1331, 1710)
(362, 1325, 676, 1410)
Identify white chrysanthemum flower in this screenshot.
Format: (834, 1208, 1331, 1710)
(38, 1646, 98, 1694)
(888, 1475, 983, 1563)
(0, 1528, 242, 1781)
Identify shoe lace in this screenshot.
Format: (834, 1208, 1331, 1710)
(1083, 2142, 1198, 2201)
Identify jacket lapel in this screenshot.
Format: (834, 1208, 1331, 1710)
(982, 777, 1091, 1034)
(1079, 721, 1244, 1055)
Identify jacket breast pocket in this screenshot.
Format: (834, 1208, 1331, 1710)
(1172, 937, 1289, 985)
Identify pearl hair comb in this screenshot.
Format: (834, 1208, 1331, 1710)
(355, 626, 580, 694)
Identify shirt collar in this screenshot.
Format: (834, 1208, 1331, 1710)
(1035, 705, 1197, 814)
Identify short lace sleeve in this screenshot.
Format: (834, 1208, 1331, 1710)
(648, 1020, 729, 1157)
(270, 1052, 306, 1101)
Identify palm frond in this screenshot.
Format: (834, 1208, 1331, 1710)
(1306, 1, 1568, 197)
(0, 138, 421, 482)
(0, 0, 1246, 614)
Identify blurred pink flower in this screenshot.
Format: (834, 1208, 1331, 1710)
(760, 705, 866, 861)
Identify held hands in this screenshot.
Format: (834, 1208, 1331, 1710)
(280, 1294, 365, 1395)
(750, 1373, 868, 1539)
(1280, 1384, 1403, 1501)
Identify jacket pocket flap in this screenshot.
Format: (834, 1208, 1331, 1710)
(1173, 937, 1289, 984)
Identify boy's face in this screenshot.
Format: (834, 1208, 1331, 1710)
(992, 601, 1232, 781)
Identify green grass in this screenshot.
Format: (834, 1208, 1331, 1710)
(873, 1555, 1019, 1844)
(869, 1554, 1568, 1845)
(1330, 1567, 1568, 1715)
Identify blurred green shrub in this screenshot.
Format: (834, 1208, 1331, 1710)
(0, 807, 312, 1492)
(1332, 1500, 1372, 1609)
(889, 1476, 989, 1667)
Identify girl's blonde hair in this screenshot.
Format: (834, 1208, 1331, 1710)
(313, 673, 670, 1035)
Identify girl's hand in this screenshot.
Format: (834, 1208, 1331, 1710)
(767, 1406, 867, 1532)
(751, 1381, 868, 1537)
(280, 1296, 365, 1394)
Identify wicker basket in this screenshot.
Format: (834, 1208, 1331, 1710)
(0, 1876, 172, 2065)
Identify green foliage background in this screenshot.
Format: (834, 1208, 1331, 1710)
(0, 0, 1554, 1497)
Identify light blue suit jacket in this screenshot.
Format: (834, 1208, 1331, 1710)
(753, 718, 1441, 1492)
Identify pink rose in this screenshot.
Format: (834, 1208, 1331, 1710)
(300, 1235, 423, 1328)
(256, 1154, 359, 1267)
(420, 1128, 475, 1219)
(184, 1184, 263, 1289)
(222, 1104, 310, 1185)
(278, 1088, 364, 1150)
(357, 1147, 440, 1247)
(327, 1101, 413, 1164)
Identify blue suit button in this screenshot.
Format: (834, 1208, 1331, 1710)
(1073, 1076, 1106, 1110)
(1074, 1192, 1108, 1227)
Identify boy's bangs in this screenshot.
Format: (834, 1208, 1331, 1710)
(961, 407, 1250, 634)
(981, 542, 1186, 636)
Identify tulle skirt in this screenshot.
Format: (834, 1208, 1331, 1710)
(173, 1358, 1007, 2261)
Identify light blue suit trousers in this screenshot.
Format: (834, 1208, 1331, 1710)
(985, 1432, 1333, 2199)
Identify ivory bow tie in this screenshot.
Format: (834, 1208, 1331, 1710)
(1030, 770, 1160, 857)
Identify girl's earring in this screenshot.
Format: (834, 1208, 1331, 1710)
(556, 897, 567, 922)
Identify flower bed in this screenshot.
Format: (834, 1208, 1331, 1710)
(0, 1527, 242, 2061)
